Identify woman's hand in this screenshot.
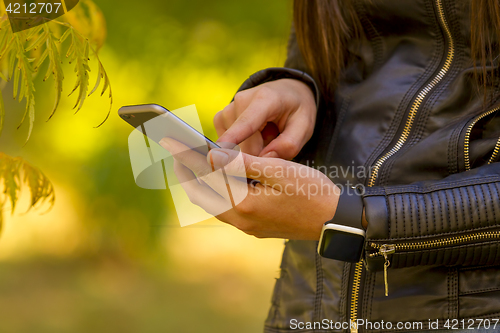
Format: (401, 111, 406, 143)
(160, 138, 340, 240)
(214, 78, 317, 160)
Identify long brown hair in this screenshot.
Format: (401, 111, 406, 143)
(294, 0, 500, 106)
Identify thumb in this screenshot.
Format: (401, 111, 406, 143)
(259, 111, 314, 160)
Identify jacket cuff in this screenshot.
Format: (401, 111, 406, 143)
(362, 188, 390, 271)
(235, 67, 321, 109)
(362, 188, 390, 240)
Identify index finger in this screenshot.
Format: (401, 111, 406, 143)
(217, 96, 278, 145)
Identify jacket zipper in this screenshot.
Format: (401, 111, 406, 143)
(490, 137, 500, 164)
(349, 1, 455, 331)
(464, 106, 500, 170)
(367, 0, 455, 188)
(369, 231, 500, 296)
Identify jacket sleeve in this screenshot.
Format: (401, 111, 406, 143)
(363, 161, 500, 270)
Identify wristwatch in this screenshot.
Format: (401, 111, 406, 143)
(317, 187, 366, 263)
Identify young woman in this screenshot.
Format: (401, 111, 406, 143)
(161, 0, 500, 332)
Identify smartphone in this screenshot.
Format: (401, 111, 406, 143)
(118, 104, 220, 156)
(119, 104, 256, 188)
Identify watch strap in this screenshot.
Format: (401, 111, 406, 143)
(327, 186, 364, 230)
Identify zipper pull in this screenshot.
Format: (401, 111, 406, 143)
(379, 244, 396, 297)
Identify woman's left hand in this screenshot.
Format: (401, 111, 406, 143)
(160, 137, 340, 240)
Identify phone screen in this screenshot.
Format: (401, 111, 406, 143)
(119, 104, 220, 156)
(120, 104, 256, 189)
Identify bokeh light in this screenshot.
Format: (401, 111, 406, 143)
(0, 0, 292, 332)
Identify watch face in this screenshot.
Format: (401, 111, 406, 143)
(319, 229, 365, 262)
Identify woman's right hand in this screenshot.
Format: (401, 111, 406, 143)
(214, 78, 317, 160)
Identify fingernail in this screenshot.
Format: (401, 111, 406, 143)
(263, 151, 278, 158)
(208, 150, 229, 168)
(159, 138, 172, 150)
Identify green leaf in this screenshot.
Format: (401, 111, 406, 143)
(101, 67, 110, 96)
(0, 69, 7, 81)
(65, 35, 75, 58)
(25, 32, 47, 52)
(44, 24, 64, 120)
(25, 96, 36, 143)
(0, 153, 55, 218)
(58, 28, 71, 44)
(4, 158, 21, 213)
(25, 25, 43, 41)
(14, 35, 36, 139)
(0, 30, 11, 55)
(7, 48, 16, 81)
(68, 76, 80, 95)
(12, 63, 19, 100)
(43, 59, 54, 81)
(33, 48, 49, 72)
(22, 162, 55, 211)
(88, 60, 102, 96)
(19, 68, 28, 102)
(0, 37, 14, 61)
(67, 31, 90, 112)
(89, 48, 113, 126)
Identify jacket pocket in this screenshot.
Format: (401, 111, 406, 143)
(368, 230, 500, 267)
(366, 232, 500, 297)
(458, 265, 500, 318)
(459, 265, 500, 294)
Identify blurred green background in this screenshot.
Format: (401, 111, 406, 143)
(0, 0, 292, 332)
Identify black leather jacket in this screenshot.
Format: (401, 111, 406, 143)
(236, 0, 500, 332)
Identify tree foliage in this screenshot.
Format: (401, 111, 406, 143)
(0, 0, 111, 229)
(0, 152, 55, 233)
(0, 0, 112, 139)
